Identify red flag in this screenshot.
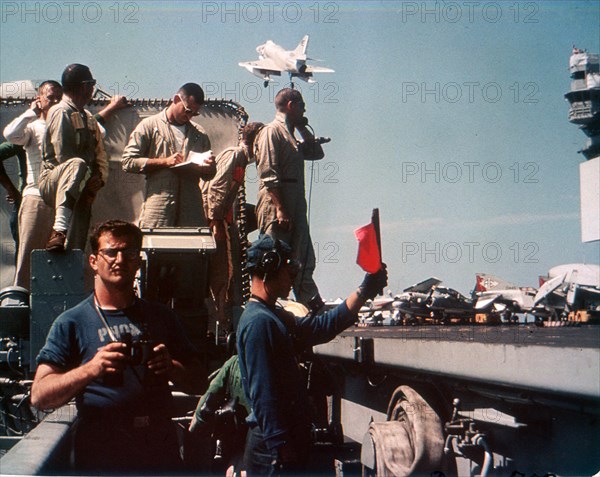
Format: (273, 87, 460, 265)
(354, 222, 381, 273)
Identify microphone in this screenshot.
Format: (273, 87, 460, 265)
(315, 137, 331, 145)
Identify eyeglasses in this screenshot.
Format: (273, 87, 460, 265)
(98, 247, 140, 261)
(82, 79, 97, 86)
(177, 94, 201, 116)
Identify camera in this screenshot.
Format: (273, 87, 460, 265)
(121, 332, 155, 366)
(102, 333, 156, 387)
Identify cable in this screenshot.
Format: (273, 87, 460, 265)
(93, 292, 119, 342)
(91, 294, 146, 386)
(298, 123, 317, 296)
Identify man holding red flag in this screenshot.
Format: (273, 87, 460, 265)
(237, 235, 387, 476)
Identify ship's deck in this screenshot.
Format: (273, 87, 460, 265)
(343, 324, 600, 349)
(316, 324, 600, 400)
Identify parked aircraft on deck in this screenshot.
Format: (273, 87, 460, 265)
(472, 273, 537, 321)
(536, 264, 600, 321)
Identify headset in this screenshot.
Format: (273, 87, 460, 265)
(250, 237, 298, 282)
(259, 246, 284, 275)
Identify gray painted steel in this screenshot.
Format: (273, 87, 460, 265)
(0, 404, 77, 475)
(314, 332, 600, 400)
(29, 250, 87, 370)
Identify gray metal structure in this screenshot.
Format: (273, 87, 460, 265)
(29, 250, 87, 371)
(313, 325, 600, 474)
(0, 404, 76, 475)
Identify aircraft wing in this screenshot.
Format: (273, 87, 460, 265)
(475, 294, 500, 310)
(371, 297, 394, 310)
(403, 277, 443, 293)
(238, 59, 283, 74)
(534, 273, 566, 305)
(578, 285, 600, 298)
(549, 263, 600, 287)
(304, 65, 334, 73)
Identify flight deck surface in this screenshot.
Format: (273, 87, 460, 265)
(343, 324, 600, 349)
(316, 324, 600, 399)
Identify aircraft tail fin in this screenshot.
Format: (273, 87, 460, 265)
(475, 273, 519, 292)
(294, 35, 309, 57)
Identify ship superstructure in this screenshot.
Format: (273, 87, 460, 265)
(565, 48, 600, 242)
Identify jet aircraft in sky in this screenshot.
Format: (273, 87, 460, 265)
(239, 35, 334, 87)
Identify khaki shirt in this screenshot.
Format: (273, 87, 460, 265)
(122, 109, 212, 173)
(42, 96, 108, 182)
(122, 110, 213, 227)
(255, 111, 306, 224)
(206, 146, 247, 222)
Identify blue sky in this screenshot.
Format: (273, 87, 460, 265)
(1, 1, 599, 298)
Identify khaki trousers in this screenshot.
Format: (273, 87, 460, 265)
(38, 158, 92, 250)
(14, 195, 54, 289)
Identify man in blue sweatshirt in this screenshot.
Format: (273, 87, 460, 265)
(237, 235, 387, 475)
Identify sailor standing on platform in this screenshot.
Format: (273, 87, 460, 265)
(3, 80, 63, 286)
(39, 64, 108, 252)
(0, 142, 26, 251)
(205, 121, 264, 332)
(254, 88, 325, 307)
(122, 82, 216, 228)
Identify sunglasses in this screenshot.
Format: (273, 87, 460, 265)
(177, 94, 201, 116)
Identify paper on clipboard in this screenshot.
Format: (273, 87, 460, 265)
(172, 150, 213, 168)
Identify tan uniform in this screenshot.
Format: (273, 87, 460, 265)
(205, 146, 247, 329)
(255, 111, 319, 305)
(206, 146, 246, 221)
(39, 96, 108, 249)
(122, 110, 213, 227)
(3, 109, 53, 288)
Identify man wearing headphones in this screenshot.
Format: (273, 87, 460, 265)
(237, 234, 387, 475)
